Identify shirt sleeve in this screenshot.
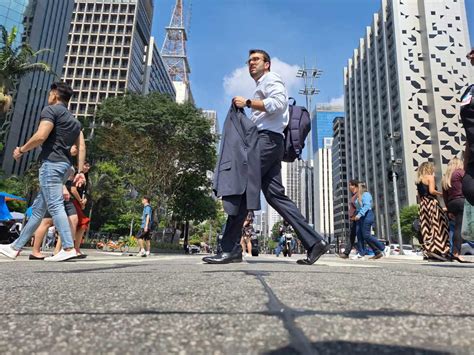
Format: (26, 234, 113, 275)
(262, 74, 288, 115)
(356, 193, 372, 218)
(145, 206, 152, 217)
(40, 106, 56, 124)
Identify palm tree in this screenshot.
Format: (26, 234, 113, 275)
(0, 25, 53, 150)
(0, 25, 52, 112)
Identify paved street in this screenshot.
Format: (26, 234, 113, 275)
(0, 251, 473, 354)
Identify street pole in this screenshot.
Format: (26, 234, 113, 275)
(129, 218, 134, 237)
(296, 62, 321, 227)
(389, 135, 404, 255)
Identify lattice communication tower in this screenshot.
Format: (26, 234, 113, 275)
(161, 0, 190, 83)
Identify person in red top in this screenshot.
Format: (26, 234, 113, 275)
(442, 157, 466, 262)
(339, 180, 360, 258)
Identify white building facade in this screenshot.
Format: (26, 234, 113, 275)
(314, 137, 334, 240)
(344, 0, 473, 240)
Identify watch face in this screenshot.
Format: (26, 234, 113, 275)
(246, 99, 251, 107)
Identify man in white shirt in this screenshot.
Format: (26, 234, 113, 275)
(203, 49, 329, 265)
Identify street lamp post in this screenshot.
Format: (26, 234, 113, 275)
(296, 63, 322, 226)
(387, 132, 404, 255)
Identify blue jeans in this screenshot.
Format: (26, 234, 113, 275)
(356, 210, 384, 256)
(12, 160, 74, 250)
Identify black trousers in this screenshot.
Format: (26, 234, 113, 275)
(220, 131, 324, 252)
(344, 221, 357, 255)
(463, 163, 474, 205)
(447, 198, 464, 255)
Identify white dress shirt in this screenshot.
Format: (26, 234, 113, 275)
(250, 71, 289, 135)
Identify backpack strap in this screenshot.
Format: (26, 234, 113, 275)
(288, 97, 296, 106)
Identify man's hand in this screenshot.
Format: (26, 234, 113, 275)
(144, 227, 148, 233)
(73, 173, 86, 187)
(233, 96, 247, 108)
(13, 147, 23, 161)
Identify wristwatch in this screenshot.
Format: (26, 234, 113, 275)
(246, 99, 252, 108)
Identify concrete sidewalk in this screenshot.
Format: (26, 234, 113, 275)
(0, 252, 472, 354)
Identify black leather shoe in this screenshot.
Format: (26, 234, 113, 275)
(202, 247, 243, 264)
(297, 240, 330, 265)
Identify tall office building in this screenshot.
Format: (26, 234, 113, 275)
(314, 137, 334, 240)
(62, 0, 174, 137)
(332, 117, 349, 243)
(266, 203, 281, 239)
(344, 0, 472, 239)
(312, 107, 344, 240)
(282, 161, 304, 211)
(1, 0, 74, 175)
(143, 36, 176, 98)
(265, 159, 305, 236)
(202, 110, 219, 137)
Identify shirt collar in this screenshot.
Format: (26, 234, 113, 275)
(256, 72, 269, 86)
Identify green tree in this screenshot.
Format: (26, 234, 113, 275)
(92, 92, 217, 238)
(271, 221, 282, 241)
(392, 205, 419, 244)
(94, 93, 215, 207)
(0, 25, 52, 150)
(87, 160, 138, 235)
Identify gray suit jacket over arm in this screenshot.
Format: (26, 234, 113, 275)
(213, 106, 261, 215)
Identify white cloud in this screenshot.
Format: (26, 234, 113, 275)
(223, 58, 301, 99)
(317, 95, 344, 110)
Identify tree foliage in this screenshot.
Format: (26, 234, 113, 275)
(91, 92, 218, 234)
(0, 25, 53, 150)
(392, 204, 419, 243)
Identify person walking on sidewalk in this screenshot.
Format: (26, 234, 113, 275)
(416, 162, 451, 261)
(203, 49, 328, 265)
(137, 196, 153, 257)
(0, 82, 85, 262)
(352, 182, 384, 260)
(339, 179, 359, 258)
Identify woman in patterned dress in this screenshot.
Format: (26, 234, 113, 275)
(416, 162, 451, 261)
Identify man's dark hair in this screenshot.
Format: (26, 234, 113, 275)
(249, 49, 271, 69)
(143, 196, 150, 203)
(468, 49, 474, 58)
(349, 179, 359, 187)
(50, 81, 74, 103)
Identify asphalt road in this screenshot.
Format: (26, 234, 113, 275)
(0, 251, 473, 354)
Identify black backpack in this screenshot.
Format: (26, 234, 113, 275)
(282, 97, 311, 162)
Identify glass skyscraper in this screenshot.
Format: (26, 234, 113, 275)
(1, 0, 74, 175)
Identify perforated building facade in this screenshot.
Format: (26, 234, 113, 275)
(344, 0, 472, 240)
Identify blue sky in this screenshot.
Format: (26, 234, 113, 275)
(152, 0, 474, 128)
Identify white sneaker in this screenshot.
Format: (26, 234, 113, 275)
(145, 251, 150, 256)
(137, 250, 145, 257)
(350, 253, 365, 260)
(383, 246, 391, 257)
(44, 249, 77, 262)
(0, 244, 19, 259)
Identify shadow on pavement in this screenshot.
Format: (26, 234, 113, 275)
(34, 264, 142, 273)
(265, 341, 450, 355)
(422, 264, 474, 269)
